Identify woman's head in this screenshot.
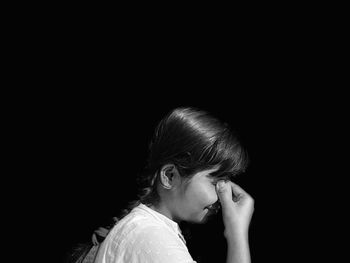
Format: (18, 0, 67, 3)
(136, 107, 248, 222)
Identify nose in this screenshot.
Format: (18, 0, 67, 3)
(214, 190, 219, 203)
(207, 200, 221, 214)
(211, 193, 219, 207)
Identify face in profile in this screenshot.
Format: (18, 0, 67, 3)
(173, 167, 222, 224)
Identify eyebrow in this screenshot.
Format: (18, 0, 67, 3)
(207, 171, 218, 178)
(207, 171, 230, 181)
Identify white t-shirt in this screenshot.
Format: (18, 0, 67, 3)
(94, 203, 196, 263)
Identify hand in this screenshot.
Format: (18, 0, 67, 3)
(216, 180, 254, 237)
(92, 227, 109, 245)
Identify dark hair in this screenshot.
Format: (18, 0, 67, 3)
(66, 107, 249, 262)
(126, 106, 249, 211)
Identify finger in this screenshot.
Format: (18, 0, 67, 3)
(228, 181, 253, 203)
(95, 227, 109, 237)
(92, 233, 99, 245)
(228, 181, 248, 197)
(216, 180, 233, 207)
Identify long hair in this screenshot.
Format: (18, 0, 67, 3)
(127, 106, 249, 212)
(66, 107, 249, 262)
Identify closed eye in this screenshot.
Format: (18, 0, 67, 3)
(211, 179, 219, 186)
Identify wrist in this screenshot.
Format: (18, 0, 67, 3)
(224, 225, 249, 241)
(226, 234, 251, 263)
(225, 232, 250, 254)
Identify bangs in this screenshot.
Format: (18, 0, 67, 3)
(199, 129, 249, 180)
(146, 107, 249, 181)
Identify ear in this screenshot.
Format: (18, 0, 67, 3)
(159, 164, 180, 189)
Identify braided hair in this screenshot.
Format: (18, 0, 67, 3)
(119, 106, 248, 218)
(66, 107, 249, 262)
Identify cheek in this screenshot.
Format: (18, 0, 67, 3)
(184, 183, 218, 208)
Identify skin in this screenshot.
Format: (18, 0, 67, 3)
(150, 165, 221, 223)
(216, 180, 254, 263)
(151, 164, 254, 263)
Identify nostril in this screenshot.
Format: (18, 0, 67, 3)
(206, 201, 221, 211)
(212, 201, 221, 210)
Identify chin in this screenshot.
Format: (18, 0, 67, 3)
(199, 216, 210, 224)
(187, 209, 212, 224)
(202, 208, 219, 223)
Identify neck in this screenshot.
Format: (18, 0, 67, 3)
(149, 202, 179, 222)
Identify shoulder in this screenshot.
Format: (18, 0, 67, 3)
(101, 213, 196, 263)
(133, 224, 178, 246)
(130, 225, 195, 262)
(106, 212, 173, 247)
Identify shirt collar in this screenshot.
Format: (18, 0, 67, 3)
(137, 203, 186, 244)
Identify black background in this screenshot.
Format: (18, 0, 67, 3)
(26, 87, 338, 263)
(8, 14, 345, 263)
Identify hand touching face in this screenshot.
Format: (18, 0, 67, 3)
(174, 167, 221, 223)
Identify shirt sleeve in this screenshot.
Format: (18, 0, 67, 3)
(122, 225, 197, 263)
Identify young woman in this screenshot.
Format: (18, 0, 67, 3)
(92, 106, 254, 263)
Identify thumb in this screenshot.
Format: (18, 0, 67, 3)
(216, 180, 232, 207)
